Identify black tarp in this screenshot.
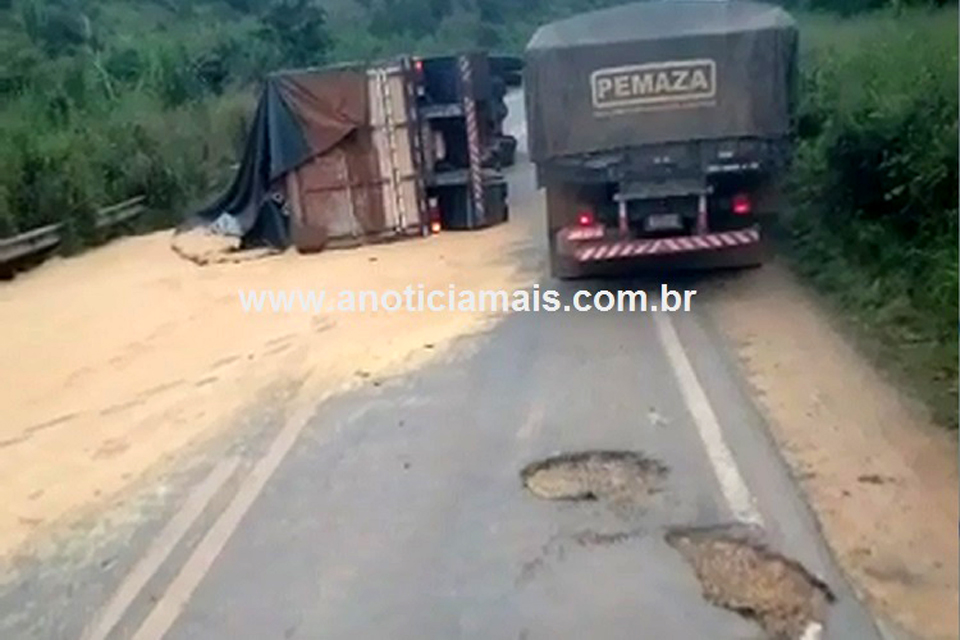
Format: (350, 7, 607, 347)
(188, 67, 368, 248)
(524, 0, 798, 163)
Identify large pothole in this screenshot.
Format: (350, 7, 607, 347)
(520, 451, 667, 505)
(666, 527, 834, 640)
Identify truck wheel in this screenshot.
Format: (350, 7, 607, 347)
(549, 237, 581, 280)
(501, 136, 517, 167)
(717, 235, 768, 269)
(545, 182, 587, 280)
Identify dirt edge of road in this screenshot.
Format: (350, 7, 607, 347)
(705, 260, 958, 640)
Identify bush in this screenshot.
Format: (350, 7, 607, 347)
(786, 8, 959, 426)
(0, 85, 255, 241)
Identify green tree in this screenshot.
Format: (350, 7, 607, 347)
(256, 0, 332, 68)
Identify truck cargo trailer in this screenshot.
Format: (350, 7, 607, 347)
(189, 52, 510, 252)
(524, 0, 798, 278)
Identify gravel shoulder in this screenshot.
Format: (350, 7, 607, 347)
(704, 260, 958, 640)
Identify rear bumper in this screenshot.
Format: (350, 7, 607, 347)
(557, 226, 761, 264)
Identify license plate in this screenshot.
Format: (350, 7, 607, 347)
(644, 213, 683, 231)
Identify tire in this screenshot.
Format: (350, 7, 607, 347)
(501, 136, 517, 167)
(548, 236, 581, 280)
(544, 181, 585, 279)
(504, 71, 523, 87)
(715, 234, 768, 269)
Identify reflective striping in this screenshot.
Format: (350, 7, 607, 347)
(459, 56, 484, 224)
(564, 227, 605, 241)
(569, 227, 761, 263)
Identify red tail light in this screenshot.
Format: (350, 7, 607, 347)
(732, 194, 752, 216)
(577, 210, 596, 227)
(414, 58, 424, 73)
(428, 197, 441, 233)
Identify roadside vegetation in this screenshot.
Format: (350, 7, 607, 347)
(0, 0, 622, 243)
(786, 7, 958, 427)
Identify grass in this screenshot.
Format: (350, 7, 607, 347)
(0, 86, 255, 236)
(782, 7, 958, 427)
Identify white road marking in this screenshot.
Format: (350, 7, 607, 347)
(130, 397, 356, 640)
(81, 457, 240, 640)
(652, 310, 763, 526)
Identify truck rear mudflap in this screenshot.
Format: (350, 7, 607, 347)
(554, 225, 764, 276)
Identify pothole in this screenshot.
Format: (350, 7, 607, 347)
(666, 527, 834, 640)
(520, 451, 667, 504)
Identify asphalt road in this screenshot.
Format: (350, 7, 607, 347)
(2, 91, 886, 640)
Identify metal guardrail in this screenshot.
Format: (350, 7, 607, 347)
(0, 196, 146, 267)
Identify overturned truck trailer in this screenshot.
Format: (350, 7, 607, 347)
(524, 0, 798, 277)
(190, 60, 429, 252)
(189, 53, 508, 253)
